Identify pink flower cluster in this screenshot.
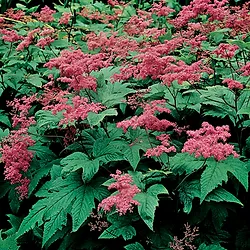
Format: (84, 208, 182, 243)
(32, 6, 56, 22)
(0, 129, 35, 199)
(145, 134, 176, 157)
(240, 62, 250, 76)
(44, 49, 112, 91)
(213, 43, 239, 59)
(222, 78, 243, 90)
(0, 29, 23, 42)
(59, 12, 72, 25)
(117, 100, 176, 132)
(113, 50, 212, 85)
(182, 122, 239, 161)
(98, 170, 141, 215)
(7, 95, 37, 129)
(16, 28, 38, 51)
(16, 27, 55, 51)
(172, 0, 229, 29)
(36, 36, 55, 49)
(44, 95, 104, 126)
(5, 8, 25, 20)
(150, 1, 174, 17)
(86, 31, 139, 60)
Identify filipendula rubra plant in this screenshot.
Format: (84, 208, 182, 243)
(0, 0, 250, 249)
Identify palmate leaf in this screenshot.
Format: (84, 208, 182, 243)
(0, 231, 19, 250)
(198, 243, 226, 250)
(124, 242, 145, 250)
(93, 138, 125, 164)
(170, 153, 205, 175)
(200, 86, 237, 124)
(200, 157, 248, 203)
(87, 108, 118, 127)
(134, 184, 168, 230)
(16, 174, 101, 247)
(123, 144, 141, 170)
(99, 224, 136, 241)
(60, 152, 99, 182)
(97, 81, 135, 108)
(179, 179, 243, 214)
(205, 187, 243, 206)
(3, 214, 22, 237)
(179, 180, 201, 214)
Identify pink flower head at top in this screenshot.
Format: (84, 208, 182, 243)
(222, 78, 243, 90)
(213, 43, 239, 59)
(59, 12, 72, 25)
(32, 5, 56, 22)
(117, 100, 176, 132)
(182, 122, 239, 161)
(98, 170, 141, 215)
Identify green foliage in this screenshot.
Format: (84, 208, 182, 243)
(0, 0, 250, 249)
(134, 184, 168, 230)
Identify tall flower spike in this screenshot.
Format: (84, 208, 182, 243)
(182, 122, 239, 161)
(98, 170, 141, 215)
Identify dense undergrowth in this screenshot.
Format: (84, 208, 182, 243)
(0, 0, 250, 249)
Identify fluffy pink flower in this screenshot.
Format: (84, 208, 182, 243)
(36, 37, 55, 49)
(0, 29, 23, 42)
(239, 62, 250, 76)
(7, 94, 37, 129)
(44, 49, 112, 91)
(150, 1, 174, 17)
(40, 28, 55, 36)
(16, 28, 40, 51)
(59, 12, 72, 25)
(182, 122, 239, 161)
(32, 5, 56, 22)
(117, 100, 175, 132)
(0, 129, 35, 199)
(213, 43, 239, 59)
(222, 78, 243, 90)
(145, 134, 176, 157)
(44, 95, 104, 126)
(98, 170, 141, 215)
(5, 8, 25, 20)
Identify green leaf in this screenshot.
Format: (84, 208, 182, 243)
(35, 110, 62, 133)
(179, 180, 201, 214)
(17, 175, 97, 247)
(124, 242, 145, 250)
(61, 152, 99, 182)
(97, 81, 135, 108)
(0, 111, 11, 127)
(200, 160, 228, 203)
(0, 231, 19, 250)
(51, 39, 70, 48)
(123, 145, 141, 170)
(3, 214, 22, 237)
(0, 128, 9, 141)
(16, 199, 46, 237)
(87, 108, 118, 127)
(170, 153, 205, 175)
(43, 208, 67, 247)
(134, 184, 168, 230)
(26, 74, 46, 88)
(99, 224, 136, 241)
(71, 185, 95, 232)
(200, 157, 248, 203)
(205, 187, 243, 206)
(147, 184, 169, 197)
(198, 243, 226, 250)
(93, 138, 124, 164)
